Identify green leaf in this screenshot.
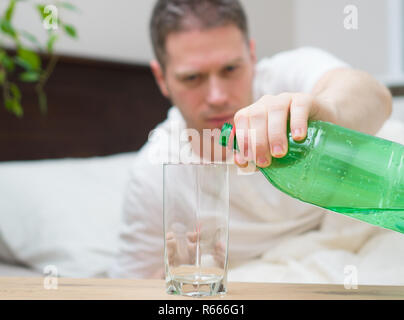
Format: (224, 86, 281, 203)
(63, 24, 77, 38)
(14, 57, 32, 70)
(0, 51, 15, 72)
(37, 4, 59, 28)
(0, 19, 17, 38)
(19, 30, 38, 43)
(46, 33, 58, 52)
(59, 2, 78, 11)
(20, 70, 40, 82)
(16, 47, 41, 71)
(36, 4, 46, 21)
(5, 0, 17, 22)
(5, 98, 23, 117)
(19, 30, 42, 49)
(10, 83, 21, 101)
(5, 98, 13, 111)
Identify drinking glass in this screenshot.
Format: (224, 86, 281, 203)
(163, 163, 229, 297)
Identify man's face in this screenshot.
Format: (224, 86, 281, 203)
(153, 24, 256, 132)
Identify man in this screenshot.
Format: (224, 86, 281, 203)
(109, 0, 392, 280)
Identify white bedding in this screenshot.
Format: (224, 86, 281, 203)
(1, 99, 404, 283)
(0, 261, 41, 277)
(228, 214, 404, 285)
(0, 152, 137, 278)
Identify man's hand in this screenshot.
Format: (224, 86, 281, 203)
(166, 231, 197, 266)
(166, 230, 226, 268)
(233, 92, 337, 168)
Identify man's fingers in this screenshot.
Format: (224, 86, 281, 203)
(248, 104, 271, 168)
(186, 231, 198, 242)
(166, 237, 177, 262)
(213, 242, 226, 267)
(266, 94, 291, 158)
(166, 231, 175, 240)
(233, 110, 249, 166)
(234, 151, 249, 168)
(290, 93, 311, 141)
(233, 92, 312, 166)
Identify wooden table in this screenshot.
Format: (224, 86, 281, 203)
(0, 277, 403, 300)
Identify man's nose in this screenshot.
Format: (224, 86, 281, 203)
(206, 77, 228, 107)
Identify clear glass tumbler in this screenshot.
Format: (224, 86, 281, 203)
(163, 163, 229, 297)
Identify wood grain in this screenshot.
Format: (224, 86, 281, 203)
(0, 277, 403, 300)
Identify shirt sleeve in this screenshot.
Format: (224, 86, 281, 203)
(108, 157, 165, 279)
(108, 107, 190, 279)
(253, 46, 350, 98)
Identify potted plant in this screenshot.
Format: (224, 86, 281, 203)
(0, 0, 78, 117)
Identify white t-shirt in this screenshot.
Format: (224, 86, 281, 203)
(109, 47, 350, 279)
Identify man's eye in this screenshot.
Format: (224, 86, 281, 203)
(184, 74, 199, 82)
(223, 65, 238, 74)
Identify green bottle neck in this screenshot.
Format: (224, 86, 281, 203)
(219, 122, 238, 150)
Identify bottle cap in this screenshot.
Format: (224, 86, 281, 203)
(220, 122, 239, 151)
(220, 122, 233, 147)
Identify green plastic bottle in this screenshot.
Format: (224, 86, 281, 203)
(220, 120, 404, 234)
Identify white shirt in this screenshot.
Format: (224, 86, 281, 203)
(109, 47, 350, 279)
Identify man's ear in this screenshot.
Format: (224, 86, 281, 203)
(248, 38, 257, 65)
(150, 59, 170, 98)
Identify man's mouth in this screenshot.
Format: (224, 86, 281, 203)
(206, 114, 234, 126)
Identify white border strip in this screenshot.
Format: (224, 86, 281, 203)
(387, 0, 403, 77)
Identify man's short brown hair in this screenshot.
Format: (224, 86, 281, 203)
(150, 0, 249, 69)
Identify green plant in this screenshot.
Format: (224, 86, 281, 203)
(0, 0, 78, 117)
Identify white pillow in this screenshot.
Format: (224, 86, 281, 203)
(0, 152, 137, 278)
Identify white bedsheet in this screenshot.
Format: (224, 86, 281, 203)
(0, 152, 137, 278)
(228, 214, 404, 285)
(0, 261, 41, 277)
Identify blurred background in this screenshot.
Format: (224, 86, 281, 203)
(0, 0, 403, 160)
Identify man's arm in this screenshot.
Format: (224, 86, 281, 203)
(311, 67, 392, 135)
(233, 67, 393, 168)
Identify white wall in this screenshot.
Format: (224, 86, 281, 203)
(240, 0, 294, 59)
(1, 0, 156, 63)
(293, 0, 390, 75)
(1, 0, 401, 80)
(1, 0, 294, 64)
